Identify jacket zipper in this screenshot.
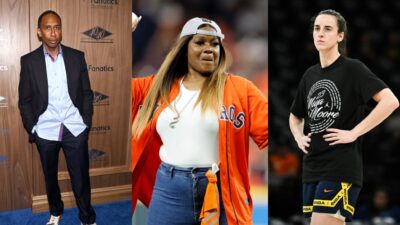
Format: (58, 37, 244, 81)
(225, 122, 239, 224)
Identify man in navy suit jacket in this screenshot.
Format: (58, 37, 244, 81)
(18, 10, 96, 225)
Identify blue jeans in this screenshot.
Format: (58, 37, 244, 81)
(148, 162, 228, 225)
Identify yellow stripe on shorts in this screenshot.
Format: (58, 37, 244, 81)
(303, 205, 313, 213)
(312, 182, 354, 215)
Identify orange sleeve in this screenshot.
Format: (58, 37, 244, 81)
(247, 80, 268, 149)
(131, 75, 155, 122)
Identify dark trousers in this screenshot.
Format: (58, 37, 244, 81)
(35, 125, 96, 224)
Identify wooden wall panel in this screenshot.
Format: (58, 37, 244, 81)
(0, 0, 132, 212)
(0, 0, 32, 211)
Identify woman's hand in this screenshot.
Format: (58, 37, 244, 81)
(132, 12, 142, 32)
(295, 133, 311, 154)
(323, 128, 357, 145)
(289, 113, 310, 154)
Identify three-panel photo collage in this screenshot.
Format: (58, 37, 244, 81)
(1, 0, 400, 225)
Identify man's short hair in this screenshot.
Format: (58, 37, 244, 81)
(37, 10, 62, 28)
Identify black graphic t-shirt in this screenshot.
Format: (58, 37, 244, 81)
(290, 56, 387, 186)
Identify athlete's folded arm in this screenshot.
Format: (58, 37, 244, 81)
(289, 113, 311, 154)
(325, 88, 399, 145)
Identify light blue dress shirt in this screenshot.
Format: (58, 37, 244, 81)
(32, 46, 87, 141)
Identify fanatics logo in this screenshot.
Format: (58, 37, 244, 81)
(0, 128, 9, 136)
(91, 0, 118, 4)
(0, 96, 8, 108)
(0, 154, 9, 167)
(88, 65, 114, 72)
(0, 65, 8, 71)
(89, 149, 106, 160)
(0, 28, 5, 45)
(90, 125, 111, 134)
(93, 91, 110, 106)
(81, 27, 113, 43)
(82, 0, 119, 8)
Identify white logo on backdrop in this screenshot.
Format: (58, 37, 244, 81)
(0, 28, 5, 45)
(0, 65, 8, 71)
(0, 96, 8, 108)
(0, 28, 8, 70)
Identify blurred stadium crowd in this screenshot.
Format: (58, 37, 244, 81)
(269, 0, 400, 224)
(131, 0, 268, 222)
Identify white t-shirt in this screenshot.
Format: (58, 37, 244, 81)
(156, 82, 219, 168)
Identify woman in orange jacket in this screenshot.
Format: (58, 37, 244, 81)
(132, 17, 268, 225)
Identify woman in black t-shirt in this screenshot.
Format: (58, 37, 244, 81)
(289, 9, 399, 225)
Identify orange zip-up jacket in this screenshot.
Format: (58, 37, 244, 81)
(132, 74, 268, 224)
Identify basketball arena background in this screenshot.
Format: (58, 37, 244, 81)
(269, 0, 400, 224)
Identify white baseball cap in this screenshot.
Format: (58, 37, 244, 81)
(179, 17, 224, 40)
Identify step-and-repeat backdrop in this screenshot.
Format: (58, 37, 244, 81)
(0, 0, 131, 212)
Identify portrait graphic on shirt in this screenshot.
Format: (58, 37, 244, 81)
(307, 79, 341, 133)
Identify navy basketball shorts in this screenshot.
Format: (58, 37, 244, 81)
(303, 181, 361, 222)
